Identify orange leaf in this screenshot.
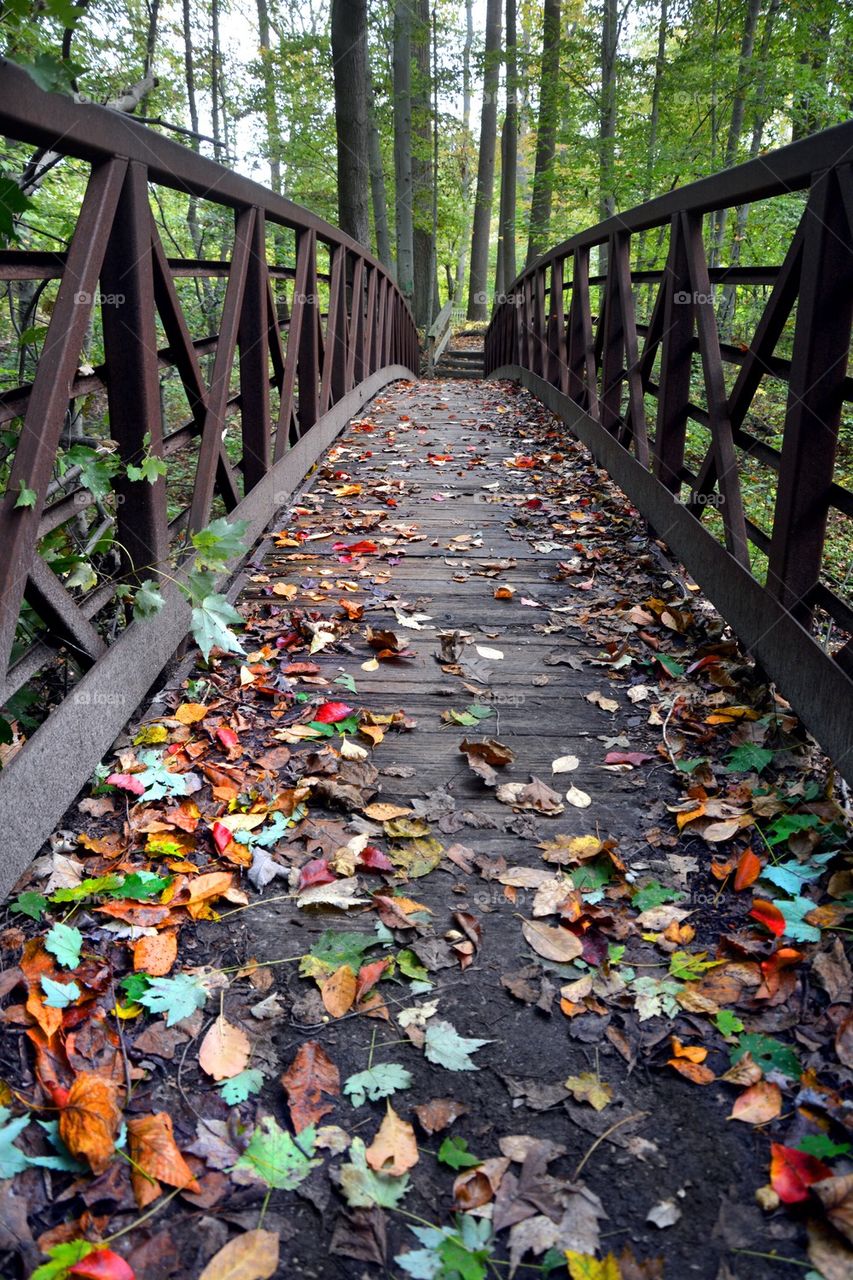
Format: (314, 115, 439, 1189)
(734, 849, 762, 891)
(132, 931, 177, 976)
(174, 703, 208, 724)
(670, 1038, 708, 1063)
(321, 965, 357, 1018)
(198, 1016, 251, 1081)
(770, 1142, 832, 1203)
(667, 1058, 715, 1084)
(281, 1040, 340, 1133)
(750, 899, 785, 936)
(21, 940, 63, 1038)
(59, 1072, 122, 1174)
(356, 958, 391, 1003)
(365, 1103, 419, 1175)
(729, 1081, 782, 1125)
(127, 1112, 201, 1208)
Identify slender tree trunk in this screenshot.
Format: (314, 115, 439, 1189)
(497, 0, 518, 296)
(709, 0, 761, 267)
(791, 0, 831, 140)
(453, 0, 474, 302)
(635, 0, 668, 272)
(412, 0, 436, 327)
(599, 0, 617, 224)
(256, 0, 282, 193)
(331, 0, 371, 247)
(393, 0, 414, 303)
(526, 0, 561, 267)
(467, 0, 502, 321)
(367, 73, 393, 268)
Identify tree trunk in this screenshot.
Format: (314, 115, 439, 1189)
(497, 0, 518, 296)
(599, 0, 617, 224)
(467, 0, 502, 321)
(256, 0, 282, 193)
(791, 1, 831, 140)
(709, 0, 762, 267)
(453, 0, 474, 303)
(412, 0, 436, 327)
(393, 0, 414, 303)
(635, 0, 668, 272)
(367, 73, 393, 268)
(526, 0, 561, 267)
(331, 0, 371, 247)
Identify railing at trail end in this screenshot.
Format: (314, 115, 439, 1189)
(0, 62, 418, 886)
(486, 125, 853, 783)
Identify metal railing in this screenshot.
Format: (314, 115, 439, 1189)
(486, 123, 853, 781)
(0, 62, 418, 883)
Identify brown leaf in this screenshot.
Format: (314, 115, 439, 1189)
(728, 1081, 782, 1125)
(321, 965, 357, 1018)
(365, 1103, 418, 1175)
(132, 931, 178, 976)
(496, 777, 564, 815)
(197, 1228, 280, 1280)
(21, 940, 63, 1038)
(413, 1098, 468, 1134)
(521, 919, 583, 963)
(813, 1174, 853, 1246)
(127, 1111, 201, 1207)
(281, 1040, 340, 1132)
(198, 1016, 251, 1081)
(59, 1072, 121, 1175)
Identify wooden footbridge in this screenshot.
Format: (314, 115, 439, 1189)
(0, 63, 852, 892)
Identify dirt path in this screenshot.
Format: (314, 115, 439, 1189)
(1, 379, 850, 1280)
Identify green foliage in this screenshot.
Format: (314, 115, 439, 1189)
(10, 891, 48, 921)
(191, 594, 246, 663)
(632, 880, 685, 912)
(0, 1108, 31, 1179)
(714, 1010, 744, 1037)
(234, 1117, 321, 1189)
(220, 1068, 264, 1104)
(396, 1217, 494, 1280)
(340, 1136, 410, 1209)
(437, 1136, 481, 1170)
(125, 432, 168, 484)
(40, 976, 80, 1008)
(137, 972, 209, 1026)
(14, 484, 37, 509)
(44, 922, 83, 968)
(724, 744, 774, 774)
(29, 1239, 97, 1280)
(796, 1135, 850, 1160)
(423, 1020, 489, 1072)
(731, 1033, 801, 1080)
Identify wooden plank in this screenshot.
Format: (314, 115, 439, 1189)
(239, 207, 272, 491)
(652, 215, 693, 493)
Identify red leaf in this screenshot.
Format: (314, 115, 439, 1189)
(297, 858, 336, 891)
(313, 701, 355, 724)
(358, 845, 395, 873)
(216, 726, 241, 756)
(356, 957, 391, 1002)
(332, 540, 377, 554)
(212, 821, 232, 854)
(770, 1143, 832, 1203)
(750, 899, 785, 936)
(734, 849, 762, 891)
(106, 773, 144, 796)
(604, 751, 654, 767)
(69, 1250, 135, 1280)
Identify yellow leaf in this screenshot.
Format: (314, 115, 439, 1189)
(365, 1102, 419, 1175)
(565, 1252, 621, 1280)
(320, 965, 357, 1018)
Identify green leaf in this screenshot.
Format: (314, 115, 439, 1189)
(396, 1218, 493, 1280)
(120, 973, 151, 1003)
(334, 673, 358, 693)
(437, 1136, 481, 1170)
(760, 854, 834, 898)
(340, 1136, 410, 1208)
(632, 975, 682, 1021)
(796, 1134, 850, 1159)
(64, 560, 97, 592)
(0, 1107, 31, 1178)
(725, 743, 774, 774)
(112, 871, 171, 900)
(14, 484, 37, 509)
(668, 951, 722, 980)
(344, 1063, 413, 1107)
(10, 891, 48, 921)
(191, 594, 246, 662)
(714, 1010, 744, 1037)
(126, 454, 167, 484)
(675, 757, 709, 774)
(397, 949, 430, 984)
(632, 880, 685, 912)
(774, 895, 822, 943)
(29, 1239, 97, 1280)
(423, 1020, 489, 1072)
(764, 813, 822, 847)
(17, 51, 81, 94)
(51, 874, 124, 903)
(135, 750, 190, 801)
(731, 1033, 801, 1080)
(304, 930, 379, 975)
(40, 976, 81, 1008)
(133, 579, 165, 621)
(0, 172, 31, 247)
(219, 1068, 264, 1104)
(657, 654, 684, 676)
(234, 1116, 321, 1189)
(44, 922, 83, 969)
(137, 973, 209, 1026)
(191, 517, 250, 569)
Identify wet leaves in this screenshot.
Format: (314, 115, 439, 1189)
(127, 1112, 201, 1207)
(281, 1041, 340, 1132)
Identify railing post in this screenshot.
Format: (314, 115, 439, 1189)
(100, 160, 168, 578)
(296, 228, 320, 436)
(766, 167, 853, 620)
(566, 246, 598, 419)
(652, 215, 692, 493)
(238, 207, 272, 491)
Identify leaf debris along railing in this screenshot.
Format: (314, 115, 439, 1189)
(485, 122, 853, 781)
(0, 62, 417, 882)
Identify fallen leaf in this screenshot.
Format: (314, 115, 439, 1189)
(413, 1098, 468, 1134)
(365, 1103, 419, 1176)
(770, 1142, 832, 1203)
(521, 919, 583, 963)
(132, 932, 177, 976)
(321, 965, 358, 1018)
(281, 1040, 340, 1132)
(59, 1072, 121, 1175)
(199, 1017, 251, 1081)
(729, 1081, 782, 1125)
(564, 1073, 613, 1111)
(127, 1111, 201, 1206)
(197, 1229, 280, 1280)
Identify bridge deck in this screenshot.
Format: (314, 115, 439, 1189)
(2, 378, 820, 1278)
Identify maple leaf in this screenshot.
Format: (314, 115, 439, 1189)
(44, 922, 83, 969)
(424, 1020, 490, 1071)
(564, 1073, 613, 1111)
(137, 973, 209, 1026)
(219, 1068, 264, 1104)
(365, 1103, 419, 1175)
(0, 1107, 31, 1178)
(344, 1063, 413, 1107)
(234, 1116, 321, 1189)
(437, 1136, 482, 1170)
(41, 976, 81, 1008)
(565, 1253, 621, 1280)
(340, 1136, 410, 1209)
